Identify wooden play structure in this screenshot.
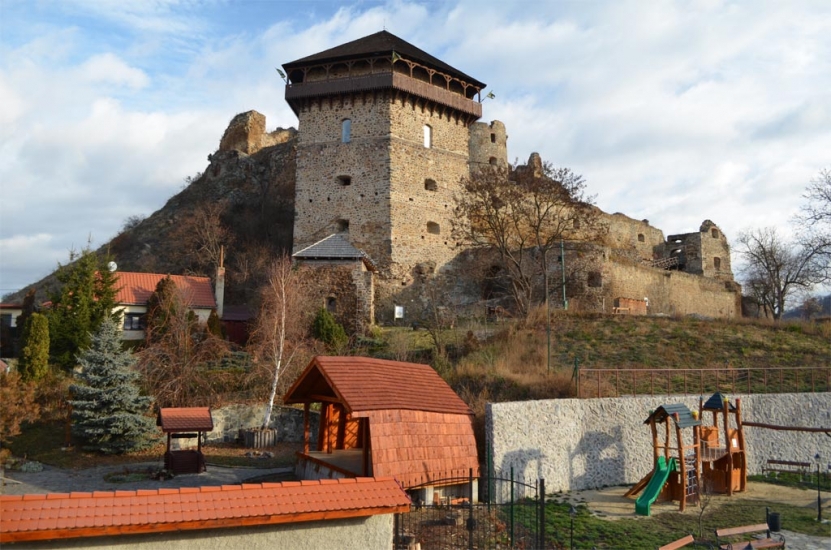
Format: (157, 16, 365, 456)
(627, 392, 748, 516)
(698, 392, 747, 495)
(626, 403, 702, 514)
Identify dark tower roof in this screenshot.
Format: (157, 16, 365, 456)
(702, 392, 737, 412)
(283, 30, 485, 88)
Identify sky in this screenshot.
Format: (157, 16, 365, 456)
(1, 0, 830, 298)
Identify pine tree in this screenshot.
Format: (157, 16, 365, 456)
(19, 313, 50, 381)
(70, 318, 157, 454)
(48, 247, 120, 371)
(312, 308, 347, 350)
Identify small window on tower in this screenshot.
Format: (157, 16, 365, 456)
(711, 228, 719, 238)
(424, 179, 437, 191)
(427, 222, 440, 234)
(490, 133, 496, 143)
(489, 157, 497, 165)
(341, 119, 351, 143)
(638, 234, 645, 242)
(573, 218, 581, 229)
(337, 175, 352, 186)
(587, 271, 602, 288)
(423, 124, 432, 148)
(326, 297, 337, 313)
(336, 219, 349, 232)
(713, 257, 722, 270)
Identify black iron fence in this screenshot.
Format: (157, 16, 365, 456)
(577, 366, 831, 398)
(395, 469, 547, 549)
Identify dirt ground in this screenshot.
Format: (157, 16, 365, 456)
(554, 481, 825, 521)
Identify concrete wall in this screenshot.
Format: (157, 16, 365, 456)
(487, 393, 831, 492)
(12, 514, 393, 550)
(209, 404, 319, 445)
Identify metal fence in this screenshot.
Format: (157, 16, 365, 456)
(395, 469, 547, 549)
(576, 366, 831, 398)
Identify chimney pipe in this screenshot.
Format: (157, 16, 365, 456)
(215, 246, 225, 319)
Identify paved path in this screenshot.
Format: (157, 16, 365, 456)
(1, 461, 293, 496)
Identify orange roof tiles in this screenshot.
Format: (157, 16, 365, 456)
(0, 478, 410, 543)
(368, 409, 480, 488)
(114, 272, 216, 308)
(284, 356, 473, 415)
(157, 407, 214, 432)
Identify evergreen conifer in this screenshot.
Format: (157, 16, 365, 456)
(19, 313, 50, 381)
(70, 318, 157, 454)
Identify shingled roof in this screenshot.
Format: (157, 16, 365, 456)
(0, 478, 410, 543)
(157, 407, 213, 433)
(283, 30, 485, 88)
(293, 234, 376, 270)
(644, 404, 701, 429)
(114, 272, 216, 309)
(284, 356, 472, 416)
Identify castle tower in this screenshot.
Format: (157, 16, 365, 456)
(283, 31, 487, 286)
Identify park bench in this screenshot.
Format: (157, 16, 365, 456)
(714, 524, 784, 550)
(763, 459, 810, 477)
(658, 534, 713, 550)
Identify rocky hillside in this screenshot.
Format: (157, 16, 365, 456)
(9, 111, 298, 307)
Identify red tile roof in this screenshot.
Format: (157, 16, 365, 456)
(157, 407, 213, 432)
(284, 356, 473, 415)
(0, 478, 410, 543)
(368, 409, 480, 488)
(114, 272, 216, 308)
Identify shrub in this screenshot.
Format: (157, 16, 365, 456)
(312, 308, 348, 351)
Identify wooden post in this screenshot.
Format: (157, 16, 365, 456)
(650, 418, 659, 466)
(675, 418, 687, 511)
(735, 398, 746, 491)
(303, 402, 310, 454)
(664, 418, 671, 461)
(722, 398, 733, 496)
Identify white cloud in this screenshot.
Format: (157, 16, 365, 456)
(80, 53, 150, 89)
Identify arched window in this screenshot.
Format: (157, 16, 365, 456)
(427, 222, 440, 234)
(336, 219, 349, 232)
(337, 175, 352, 186)
(423, 124, 432, 148)
(341, 119, 351, 143)
(489, 157, 497, 165)
(713, 257, 722, 270)
(424, 178, 437, 191)
(326, 297, 337, 313)
(711, 228, 719, 238)
(638, 234, 645, 242)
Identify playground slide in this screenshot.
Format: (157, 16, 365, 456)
(635, 456, 676, 516)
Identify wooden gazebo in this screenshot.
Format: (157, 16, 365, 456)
(157, 407, 213, 474)
(284, 356, 479, 498)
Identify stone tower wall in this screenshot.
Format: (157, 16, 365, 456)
(604, 213, 665, 261)
(387, 97, 472, 281)
(698, 221, 733, 280)
(469, 120, 509, 170)
(293, 97, 393, 266)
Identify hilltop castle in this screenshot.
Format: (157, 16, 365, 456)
(219, 31, 741, 330)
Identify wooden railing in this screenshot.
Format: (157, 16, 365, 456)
(576, 367, 831, 398)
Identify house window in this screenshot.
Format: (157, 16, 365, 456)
(711, 228, 719, 238)
(337, 175, 352, 186)
(336, 219, 349, 232)
(713, 257, 722, 270)
(427, 222, 440, 234)
(587, 271, 602, 288)
(423, 124, 432, 148)
(341, 119, 351, 143)
(123, 314, 145, 330)
(424, 178, 437, 191)
(326, 297, 337, 313)
(638, 233, 645, 242)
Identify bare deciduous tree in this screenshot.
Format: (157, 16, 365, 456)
(453, 160, 604, 318)
(138, 285, 228, 407)
(247, 256, 313, 429)
(736, 227, 827, 320)
(795, 168, 831, 283)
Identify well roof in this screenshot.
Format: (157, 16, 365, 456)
(157, 407, 214, 433)
(283, 30, 485, 88)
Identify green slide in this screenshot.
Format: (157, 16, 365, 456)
(635, 456, 676, 516)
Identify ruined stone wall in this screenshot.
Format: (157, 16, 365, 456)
(487, 393, 831, 492)
(603, 213, 665, 261)
(603, 260, 741, 318)
(698, 220, 734, 280)
(293, 97, 392, 267)
(469, 120, 508, 170)
(219, 111, 295, 155)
